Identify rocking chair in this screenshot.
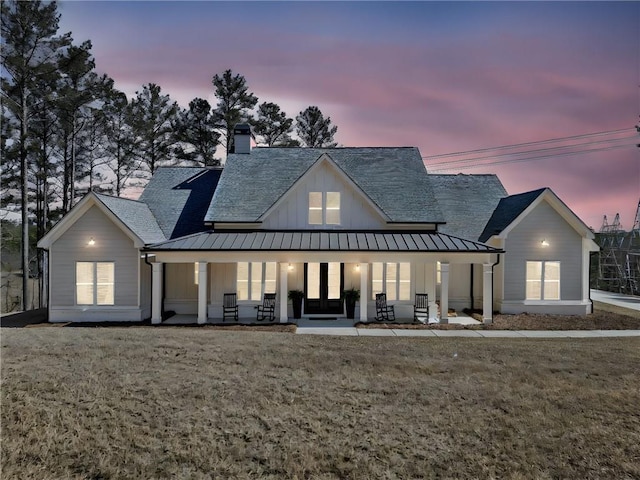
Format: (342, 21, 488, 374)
(413, 293, 429, 323)
(375, 293, 395, 322)
(222, 293, 238, 322)
(256, 293, 276, 322)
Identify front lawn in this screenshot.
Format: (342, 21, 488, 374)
(2, 328, 639, 479)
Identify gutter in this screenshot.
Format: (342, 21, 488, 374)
(490, 253, 501, 317)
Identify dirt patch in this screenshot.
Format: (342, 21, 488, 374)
(358, 305, 640, 330)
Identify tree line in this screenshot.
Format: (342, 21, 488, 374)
(0, 0, 339, 311)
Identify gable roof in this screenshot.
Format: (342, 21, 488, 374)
(38, 192, 164, 249)
(94, 194, 166, 244)
(479, 188, 547, 242)
(429, 174, 507, 240)
(138, 167, 222, 239)
(205, 147, 445, 224)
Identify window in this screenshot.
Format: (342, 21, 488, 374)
(237, 262, 277, 301)
(526, 261, 560, 300)
(371, 262, 411, 301)
(308, 192, 340, 225)
(76, 262, 114, 305)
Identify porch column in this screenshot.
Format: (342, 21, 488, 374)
(483, 263, 493, 324)
(359, 263, 368, 321)
(440, 262, 450, 324)
(197, 262, 208, 324)
(280, 263, 288, 322)
(151, 262, 163, 324)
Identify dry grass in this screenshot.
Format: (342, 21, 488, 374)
(2, 328, 639, 479)
(359, 305, 640, 330)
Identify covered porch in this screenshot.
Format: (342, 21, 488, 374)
(144, 230, 502, 325)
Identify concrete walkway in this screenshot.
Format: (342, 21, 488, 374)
(296, 325, 640, 337)
(591, 289, 640, 311)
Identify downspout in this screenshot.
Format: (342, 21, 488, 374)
(491, 253, 501, 316)
(470, 264, 474, 311)
(144, 253, 153, 321)
(589, 251, 598, 314)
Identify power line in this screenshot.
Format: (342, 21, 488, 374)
(422, 127, 635, 160)
(426, 135, 637, 168)
(429, 143, 638, 172)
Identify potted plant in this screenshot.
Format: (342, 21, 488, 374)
(342, 287, 360, 319)
(288, 289, 304, 319)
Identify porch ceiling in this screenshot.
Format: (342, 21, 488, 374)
(144, 230, 502, 253)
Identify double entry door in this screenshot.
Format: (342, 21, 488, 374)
(304, 262, 344, 315)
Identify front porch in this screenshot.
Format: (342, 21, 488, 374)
(159, 312, 482, 326)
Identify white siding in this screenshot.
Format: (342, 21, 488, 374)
(50, 205, 139, 308)
(502, 201, 583, 308)
(261, 161, 386, 229)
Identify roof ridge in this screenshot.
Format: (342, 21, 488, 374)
(94, 192, 146, 205)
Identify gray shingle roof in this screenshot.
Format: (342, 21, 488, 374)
(429, 174, 508, 240)
(479, 188, 547, 242)
(146, 230, 502, 253)
(95, 193, 166, 244)
(138, 167, 222, 239)
(205, 147, 444, 224)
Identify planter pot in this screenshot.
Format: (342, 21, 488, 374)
(345, 298, 357, 319)
(292, 298, 303, 319)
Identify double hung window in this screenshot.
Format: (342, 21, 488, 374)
(76, 262, 114, 305)
(237, 262, 277, 301)
(308, 192, 340, 225)
(371, 262, 411, 301)
(526, 261, 560, 300)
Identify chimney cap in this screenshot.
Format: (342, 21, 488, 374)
(233, 123, 251, 135)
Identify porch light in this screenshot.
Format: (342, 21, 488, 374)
(540, 239, 549, 247)
(88, 237, 95, 246)
(288, 263, 294, 271)
(355, 264, 360, 271)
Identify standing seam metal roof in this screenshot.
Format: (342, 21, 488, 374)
(145, 231, 502, 253)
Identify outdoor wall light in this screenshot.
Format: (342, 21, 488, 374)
(88, 237, 95, 246)
(288, 263, 294, 271)
(540, 239, 549, 247)
(355, 264, 360, 271)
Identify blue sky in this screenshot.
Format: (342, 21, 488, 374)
(58, 1, 640, 229)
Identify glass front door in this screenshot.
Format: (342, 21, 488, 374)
(304, 262, 344, 315)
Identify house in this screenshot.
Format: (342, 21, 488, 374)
(37, 126, 599, 324)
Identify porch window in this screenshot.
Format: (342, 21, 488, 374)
(526, 261, 560, 300)
(308, 191, 340, 226)
(237, 262, 277, 301)
(371, 262, 411, 301)
(76, 262, 114, 305)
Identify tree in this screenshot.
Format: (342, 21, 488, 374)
(129, 83, 179, 175)
(295, 106, 338, 148)
(101, 87, 138, 197)
(253, 102, 298, 147)
(174, 98, 221, 166)
(211, 69, 258, 154)
(1, 0, 71, 311)
(55, 40, 102, 212)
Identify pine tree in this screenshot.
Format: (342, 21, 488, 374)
(174, 98, 221, 166)
(295, 106, 338, 148)
(1, 0, 71, 310)
(129, 83, 179, 175)
(254, 102, 298, 147)
(211, 70, 258, 154)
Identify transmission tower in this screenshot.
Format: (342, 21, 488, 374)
(597, 214, 626, 292)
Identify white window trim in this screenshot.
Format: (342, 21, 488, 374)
(371, 262, 411, 301)
(76, 261, 115, 306)
(237, 262, 277, 302)
(526, 260, 561, 301)
(308, 191, 341, 226)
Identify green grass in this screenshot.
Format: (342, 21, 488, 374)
(2, 328, 639, 479)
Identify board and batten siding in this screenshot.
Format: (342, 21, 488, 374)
(49, 205, 141, 321)
(500, 201, 584, 313)
(261, 161, 386, 230)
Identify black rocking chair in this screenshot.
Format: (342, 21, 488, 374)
(223, 293, 238, 322)
(256, 293, 276, 322)
(414, 293, 429, 323)
(375, 293, 395, 322)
